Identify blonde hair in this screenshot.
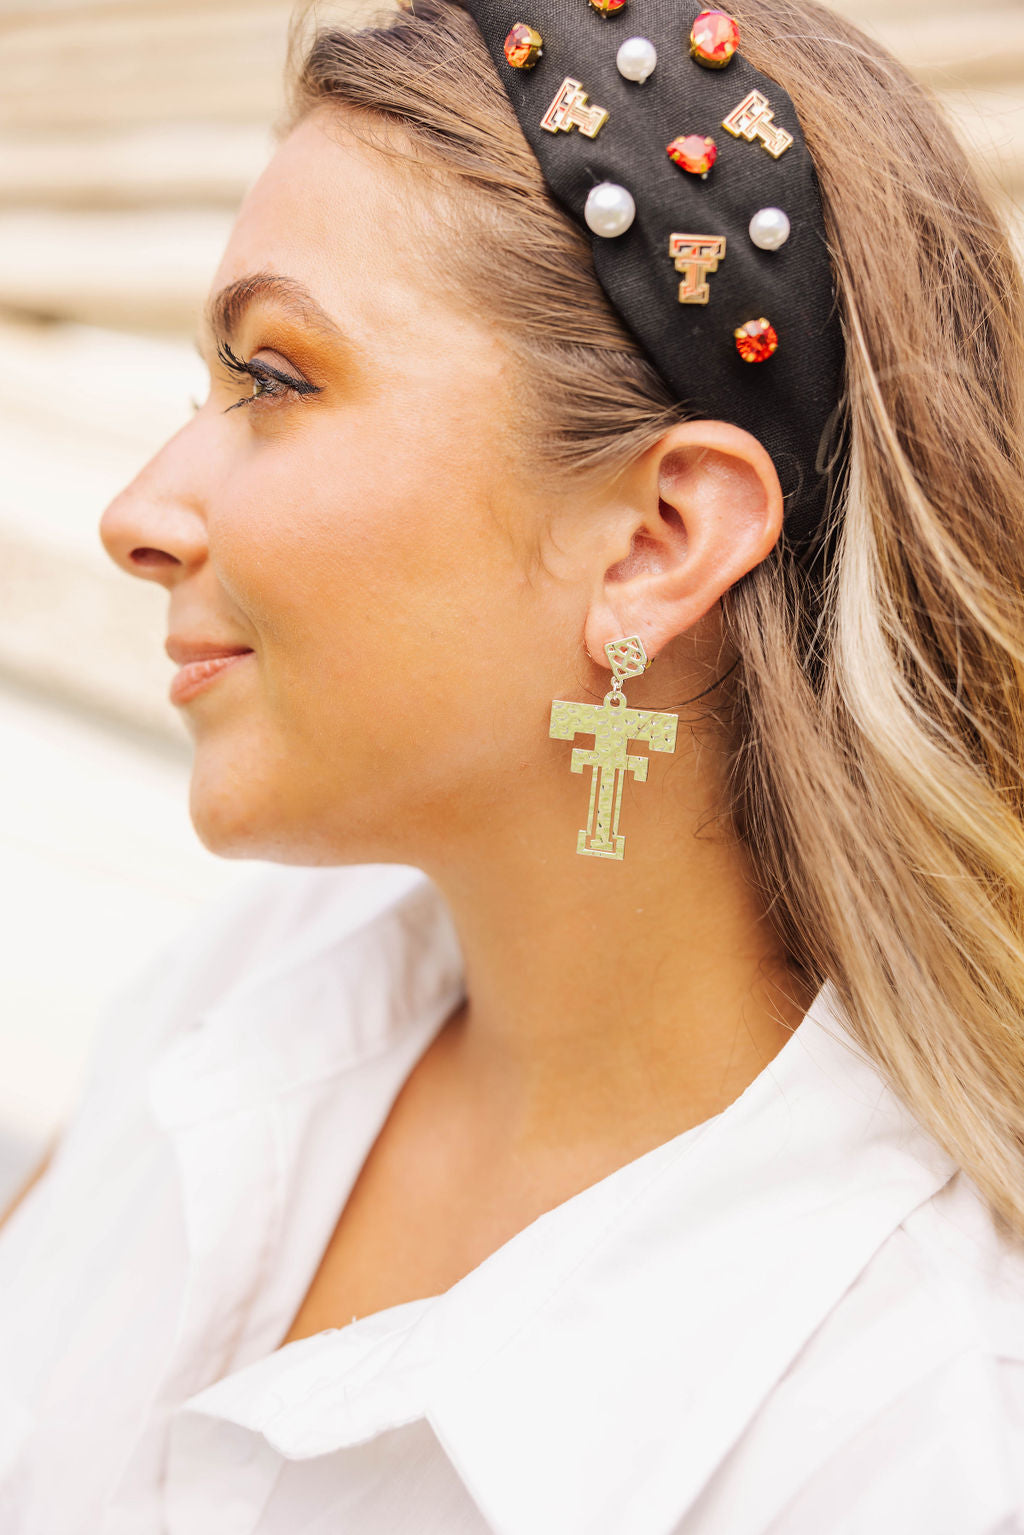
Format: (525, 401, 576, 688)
(288, 0, 1024, 1237)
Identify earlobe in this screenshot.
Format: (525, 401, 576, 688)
(585, 420, 783, 665)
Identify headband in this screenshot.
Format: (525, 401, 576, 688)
(457, 0, 848, 554)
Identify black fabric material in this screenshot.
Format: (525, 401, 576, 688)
(459, 0, 848, 552)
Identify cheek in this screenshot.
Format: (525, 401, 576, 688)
(203, 415, 524, 756)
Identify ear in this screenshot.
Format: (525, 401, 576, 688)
(583, 419, 783, 667)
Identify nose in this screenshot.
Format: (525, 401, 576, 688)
(100, 421, 209, 589)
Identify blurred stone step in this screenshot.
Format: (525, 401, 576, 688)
(943, 87, 1024, 197)
(0, 529, 184, 748)
(878, 14, 1024, 89)
(0, 317, 203, 745)
(0, 3, 292, 131)
(836, 0, 1015, 17)
(0, 0, 287, 15)
(0, 207, 232, 329)
(0, 316, 204, 465)
(0, 123, 272, 210)
(0, 0, 380, 131)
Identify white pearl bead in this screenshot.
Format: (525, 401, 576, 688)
(616, 36, 657, 84)
(748, 207, 791, 251)
(584, 182, 636, 238)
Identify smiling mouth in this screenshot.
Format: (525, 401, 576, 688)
(169, 650, 254, 707)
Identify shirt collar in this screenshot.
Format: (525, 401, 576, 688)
(148, 864, 465, 1130)
(174, 910, 958, 1535)
(424, 982, 958, 1534)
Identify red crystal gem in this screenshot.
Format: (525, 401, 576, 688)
(734, 318, 779, 363)
(666, 134, 718, 176)
(689, 10, 740, 69)
(503, 22, 543, 68)
(589, 0, 628, 13)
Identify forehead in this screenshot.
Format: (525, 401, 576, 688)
(211, 112, 495, 366)
(216, 115, 393, 289)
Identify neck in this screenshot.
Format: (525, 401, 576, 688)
(417, 734, 816, 1154)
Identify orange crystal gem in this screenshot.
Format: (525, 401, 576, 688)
(734, 318, 778, 363)
(666, 134, 718, 176)
(689, 10, 740, 69)
(503, 22, 543, 67)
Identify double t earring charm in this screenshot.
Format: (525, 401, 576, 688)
(549, 635, 679, 861)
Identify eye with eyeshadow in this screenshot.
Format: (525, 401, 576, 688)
(215, 339, 322, 412)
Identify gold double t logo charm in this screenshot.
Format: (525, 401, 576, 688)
(549, 637, 678, 861)
(541, 78, 609, 139)
(668, 234, 727, 305)
(721, 90, 793, 158)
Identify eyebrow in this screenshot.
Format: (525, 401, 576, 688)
(205, 272, 347, 343)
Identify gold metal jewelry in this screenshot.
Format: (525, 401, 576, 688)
(541, 78, 609, 138)
(721, 90, 793, 159)
(549, 635, 678, 861)
(668, 234, 727, 304)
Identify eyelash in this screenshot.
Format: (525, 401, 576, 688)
(215, 339, 321, 412)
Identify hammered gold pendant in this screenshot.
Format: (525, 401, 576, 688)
(549, 636, 678, 860)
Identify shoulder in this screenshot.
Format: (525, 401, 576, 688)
(890, 1174, 1024, 1511)
(870, 1169, 1024, 1462)
(899, 1172, 1024, 1364)
(680, 1142, 1024, 1535)
(716, 1173, 1024, 1534)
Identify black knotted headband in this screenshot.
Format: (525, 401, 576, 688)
(457, 0, 848, 554)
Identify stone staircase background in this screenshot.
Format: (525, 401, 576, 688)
(0, 0, 1021, 1188)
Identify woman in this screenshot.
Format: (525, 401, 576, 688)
(1, 0, 1022, 1529)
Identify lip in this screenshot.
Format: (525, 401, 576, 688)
(166, 638, 254, 707)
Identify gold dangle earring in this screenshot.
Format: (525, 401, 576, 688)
(549, 635, 679, 861)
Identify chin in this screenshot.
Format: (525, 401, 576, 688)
(185, 731, 290, 861)
(184, 739, 397, 867)
(188, 784, 329, 864)
(188, 769, 270, 860)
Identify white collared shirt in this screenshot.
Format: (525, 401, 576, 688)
(1, 862, 1022, 1535)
